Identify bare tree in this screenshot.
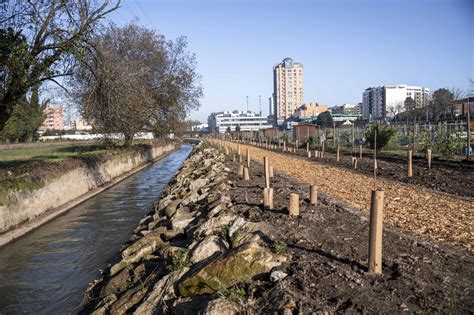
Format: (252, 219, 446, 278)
(0, 0, 120, 129)
(387, 101, 404, 121)
(71, 23, 202, 146)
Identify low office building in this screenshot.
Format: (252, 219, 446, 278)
(207, 110, 272, 134)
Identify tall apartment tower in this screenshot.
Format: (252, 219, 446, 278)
(273, 57, 304, 123)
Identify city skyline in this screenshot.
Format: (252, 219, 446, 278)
(110, 0, 473, 123)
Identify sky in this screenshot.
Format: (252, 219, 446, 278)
(108, 0, 473, 123)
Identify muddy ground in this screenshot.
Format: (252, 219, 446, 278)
(225, 155, 473, 313)
(261, 144, 473, 198)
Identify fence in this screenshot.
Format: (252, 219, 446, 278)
(230, 120, 472, 158)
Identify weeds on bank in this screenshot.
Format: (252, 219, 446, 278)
(167, 248, 190, 272)
(218, 283, 247, 302)
(199, 141, 214, 150)
(272, 241, 287, 254)
(219, 223, 254, 249)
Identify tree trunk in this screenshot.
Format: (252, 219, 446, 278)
(124, 133, 134, 146)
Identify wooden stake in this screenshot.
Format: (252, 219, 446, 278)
(427, 149, 432, 170)
(238, 154, 243, 163)
(359, 144, 363, 159)
(246, 148, 251, 168)
(237, 144, 241, 155)
(407, 149, 413, 177)
(269, 165, 274, 178)
(368, 189, 384, 274)
(322, 142, 325, 158)
(306, 142, 309, 152)
(243, 167, 250, 180)
(314, 150, 319, 158)
(307, 151, 311, 158)
(289, 193, 299, 215)
(467, 98, 471, 161)
(264, 188, 274, 209)
(336, 145, 340, 162)
(373, 130, 377, 189)
(310, 185, 317, 205)
(283, 141, 286, 152)
(238, 164, 244, 177)
(354, 158, 358, 169)
(264, 156, 270, 188)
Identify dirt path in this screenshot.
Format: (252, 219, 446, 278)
(216, 140, 473, 250)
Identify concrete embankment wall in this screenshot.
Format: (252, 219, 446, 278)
(0, 142, 178, 236)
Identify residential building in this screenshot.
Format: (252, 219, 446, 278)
(207, 110, 272, 134)
(273, 57, 304, 122)
(332, 103, 362, 115)
(362, 85, 429, 120)
(292, 102, 328, 120)
(451, 97, 473, 117)
(38, 106, 63, 133)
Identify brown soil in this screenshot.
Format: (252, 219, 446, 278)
(225, 155, 474, 314)
(220, 141, 473, 250)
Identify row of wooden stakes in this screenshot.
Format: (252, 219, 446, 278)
(214, 139, 386, 275)
(231, 138, 433, 177)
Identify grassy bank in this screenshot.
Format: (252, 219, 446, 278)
(0, 140, 171, 192)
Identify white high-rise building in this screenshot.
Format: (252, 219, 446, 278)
(362, 84, 429, 120)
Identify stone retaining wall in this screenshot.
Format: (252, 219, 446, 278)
(0, 143, 177, 234)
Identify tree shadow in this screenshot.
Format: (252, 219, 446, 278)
(288, 243, 367, 272)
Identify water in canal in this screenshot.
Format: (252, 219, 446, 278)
(0, 144, 193, 314)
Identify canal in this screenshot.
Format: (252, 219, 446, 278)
(0, 144, 193, 314)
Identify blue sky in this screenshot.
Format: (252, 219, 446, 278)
(109, 0, 473, 122)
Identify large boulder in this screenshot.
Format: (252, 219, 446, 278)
(110, 231, 165, 276)
(189, 177, 208, 191)
(164, 199, 182, 218)
(101, 263, 146, 297)
(178, 242, 286, 297)
(202, 297, 241, 315)
(194, 214, 237, 238)
(134, 268, 190, 315)
(171, 211, 195, 230)
(190, 235, 227, 264)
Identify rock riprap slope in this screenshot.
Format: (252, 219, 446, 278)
(80, 147, 286, 314)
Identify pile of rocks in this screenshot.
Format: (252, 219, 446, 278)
(81, 146, 286, 314)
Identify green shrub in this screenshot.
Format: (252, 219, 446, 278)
(432, 134, 464, 157)
(308, 136, 319, 148)
(365, 124, 397, 152)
